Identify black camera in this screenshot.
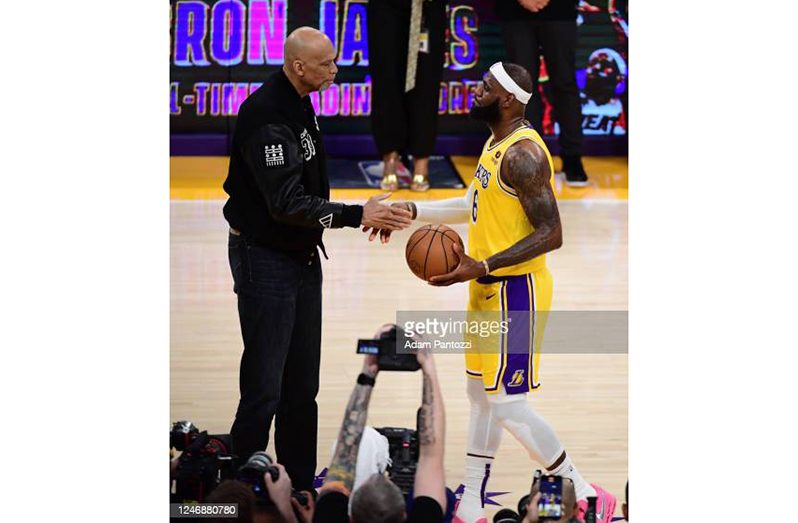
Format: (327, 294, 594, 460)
(170, 421, 235, 502)
(375, 427, 419, 495)
(584, 496, 597, 523)
(235, 452, 310, 510)
(356, 324, 420, 372)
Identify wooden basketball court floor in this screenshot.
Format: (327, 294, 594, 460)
(170, 157, 628, 517)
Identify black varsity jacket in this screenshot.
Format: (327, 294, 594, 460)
(222, 69, 363, 257)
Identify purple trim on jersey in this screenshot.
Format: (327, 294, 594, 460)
(502, 275, 535, 394)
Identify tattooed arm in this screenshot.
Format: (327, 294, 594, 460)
(428, 140, 561, 286)
(484, 140, 562, 272)
(412, 351, 447, 510)
(319, 354, 379, 496)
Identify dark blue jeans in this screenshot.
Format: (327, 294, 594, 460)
(228, 233, 322, 491)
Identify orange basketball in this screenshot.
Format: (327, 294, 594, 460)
(405, 224, 464, 281)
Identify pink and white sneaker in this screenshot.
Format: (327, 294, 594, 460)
(575, 484, 617, 523)
(451, 499, 488, 523)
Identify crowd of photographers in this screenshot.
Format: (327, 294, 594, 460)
(170, 325, 628, 523)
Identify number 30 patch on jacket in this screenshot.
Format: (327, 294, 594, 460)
(299, 129, 316, 161)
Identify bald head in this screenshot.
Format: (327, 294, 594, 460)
(282, 27, 338, 96)
(285, 27, 332, 62)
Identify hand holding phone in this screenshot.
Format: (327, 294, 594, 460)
(537, 475, 563, 520)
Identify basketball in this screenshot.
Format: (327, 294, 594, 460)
(405, 224, 464, 281)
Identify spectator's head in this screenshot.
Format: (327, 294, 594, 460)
(205, 480, 256, 523)
(471, 62, 533, 124)
(283, 26, 338, 93)
(205, 479, 286, 523)
(525, 477, 578, 523)
(350, 473, 406, 523)
(622, 480, 628, 521)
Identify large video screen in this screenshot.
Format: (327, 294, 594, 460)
(169, 0, 628, 137)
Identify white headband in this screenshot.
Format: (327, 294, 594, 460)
(489, 62, 532, 105)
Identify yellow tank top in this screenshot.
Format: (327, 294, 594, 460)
(467, 125, 555, 277)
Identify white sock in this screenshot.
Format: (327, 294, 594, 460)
(456, 379, 503, 522)
(549, 454, 596, 502)
(458, 455, 492, 517)
(488, 388, 596, 501)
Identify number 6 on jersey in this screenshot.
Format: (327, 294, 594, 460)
(471, 189, 479, 223)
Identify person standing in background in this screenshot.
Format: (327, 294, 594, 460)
(367, 0, 447, 192)
(497, 0, 590, 187)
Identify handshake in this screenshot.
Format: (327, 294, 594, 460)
(360, 193, 416, 243)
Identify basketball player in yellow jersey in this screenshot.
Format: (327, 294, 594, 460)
(366, 63, 616, 523)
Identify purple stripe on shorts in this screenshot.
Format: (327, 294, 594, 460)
(503, 275, 534, 394)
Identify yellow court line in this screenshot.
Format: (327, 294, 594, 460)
(170, 156, 627, 201)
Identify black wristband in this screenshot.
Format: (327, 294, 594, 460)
(357, 373, 376, 387)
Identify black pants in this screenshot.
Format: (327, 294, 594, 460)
(500, 19, 584, 158)
(367, 0, 446, 158)
(228, 233, 321, 491)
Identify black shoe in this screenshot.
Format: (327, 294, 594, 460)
(561, 156, 589, 187)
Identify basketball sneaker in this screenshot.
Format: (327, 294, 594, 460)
(561, 155, 589, 187)
(575, 484, 617, 523)
(452, 499, 487, 523)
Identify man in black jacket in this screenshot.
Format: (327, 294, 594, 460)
(222, 27, 412, 491)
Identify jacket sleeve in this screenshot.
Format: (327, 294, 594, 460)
(240, 123, 363, 229)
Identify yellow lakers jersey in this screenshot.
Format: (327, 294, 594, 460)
(468, 125, 556, 277)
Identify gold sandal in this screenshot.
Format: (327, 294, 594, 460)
(380, 173, 399, 191)
(410, 173, 429, 192)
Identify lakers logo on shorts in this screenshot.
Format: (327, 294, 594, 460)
(508, 369, 525, 387)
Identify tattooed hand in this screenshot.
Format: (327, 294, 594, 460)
(362, 353, 379, 378)
(415, 348, 435, 374)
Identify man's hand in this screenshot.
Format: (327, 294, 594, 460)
(519, 0, 550, 12)
(363, 201, 415, 243)
(170, 456, 180, 481)
(361, 353, 379, 378)
(361, 194, 413, 231)
(264, 464, 297, 523)
(415, 345, 435, 374)
(428, 243, 487, 287)
(290, 491, 315, 523)
(523, 492, 541, 523)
